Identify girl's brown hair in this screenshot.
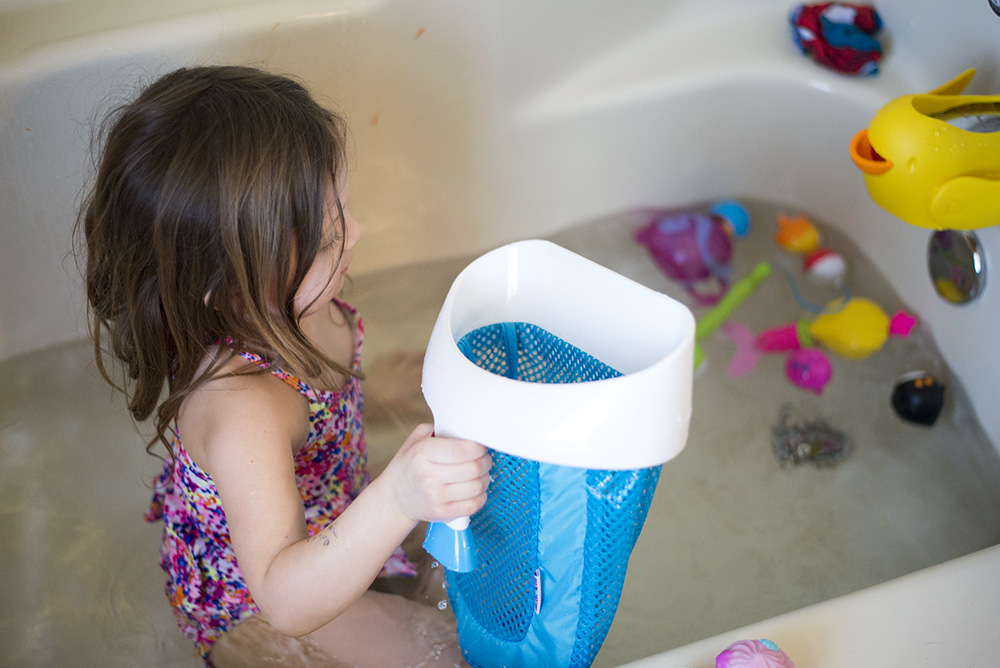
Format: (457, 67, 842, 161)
(78, 65, 352, 456)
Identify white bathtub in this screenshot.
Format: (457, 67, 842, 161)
(3, 1, 999, 665)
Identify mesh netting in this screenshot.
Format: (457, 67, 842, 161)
(456, 321, 617, 384)
(450, 450, 540, 643)
(572, 466, 661, 666)
(446, 322, 661, 668)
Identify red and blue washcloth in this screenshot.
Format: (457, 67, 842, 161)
(790, 3, 883, 75)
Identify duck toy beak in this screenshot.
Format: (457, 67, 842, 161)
(849, 128, 892, 175)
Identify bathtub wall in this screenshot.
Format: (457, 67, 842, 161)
(3, 0, 1000, 445)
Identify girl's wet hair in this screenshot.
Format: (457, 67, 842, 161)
(78, 65, 351, 455)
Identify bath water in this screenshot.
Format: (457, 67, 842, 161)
(356, 198, 1000, 666)
(3, 199, 1000, 666)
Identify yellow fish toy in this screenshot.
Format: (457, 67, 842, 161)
(756, 297, 916, 360)
(809, 297, 915, 359)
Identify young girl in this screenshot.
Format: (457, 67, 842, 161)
(78, 65, 491, 667)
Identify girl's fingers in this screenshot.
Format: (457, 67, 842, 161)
(443, 477, 491, 504)
(430, 453, 492, 489)
(402, 423, 435, 447)
(437, 484, 489, 519)
(389, 425, 492, 521)
(401, 425, 487, 465)
(422, 438, 490, 465)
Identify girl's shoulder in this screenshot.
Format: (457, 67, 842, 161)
(179, 296, 362, 470)
(178, 353, 310, 474)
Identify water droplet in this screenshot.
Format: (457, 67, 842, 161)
(437, 599, 448, 611)
(907, 157, 918, 173)
(431, 560, 439, 569)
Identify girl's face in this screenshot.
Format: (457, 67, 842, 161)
(295, 176, 361, 318)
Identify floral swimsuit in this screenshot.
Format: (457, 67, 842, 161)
(145, 299, 415, 660)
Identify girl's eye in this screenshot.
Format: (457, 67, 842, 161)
(323, 226, 342, 250)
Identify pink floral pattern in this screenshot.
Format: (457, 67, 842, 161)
(145, 299, 415, 660)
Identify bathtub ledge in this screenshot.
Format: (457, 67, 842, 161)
(620, 542, 1000, 668)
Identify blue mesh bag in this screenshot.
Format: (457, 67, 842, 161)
(445, 321, 662, 668)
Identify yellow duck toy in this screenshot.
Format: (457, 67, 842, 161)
(850, 68, 1000, 230)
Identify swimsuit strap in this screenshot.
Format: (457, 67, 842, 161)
(226, 298, 362, 401)
(234, 350, 316, 399)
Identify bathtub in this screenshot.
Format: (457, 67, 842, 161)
(2, 0, 1000, 665)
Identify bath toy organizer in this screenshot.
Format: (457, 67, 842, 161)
(422, 240, 695, 667)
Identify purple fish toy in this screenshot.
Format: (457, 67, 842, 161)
(635, 201, 749, 306)
(717, 638, 795, 668)
(785, 347, 833, 395)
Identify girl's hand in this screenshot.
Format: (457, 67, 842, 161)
(383, 424, 491, 523)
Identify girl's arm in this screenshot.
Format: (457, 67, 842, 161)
(190, 374, 491, 638)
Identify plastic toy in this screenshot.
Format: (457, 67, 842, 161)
(803, 247, 846, 285)
(850, 68, 1000, 230)
(717, 638, 796, 668)
(694, 261, 772, 368)
(790, 3, 883, 76)
(785, 347, 833, 395)
(775, 214, 820, 254)
(809, 297, 914, 359)
(635, 201, 750, 306)
(422, 240, 694, 667)
(750, 320, 833, 394)
(756, 320, 810, 352)
(720, 322, 759, 376)
(711, 200, 752, 237)
(892, 371, 946, 426)
(756, 297, 914, 360)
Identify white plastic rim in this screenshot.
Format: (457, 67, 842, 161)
(422, 240, 695, 470)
